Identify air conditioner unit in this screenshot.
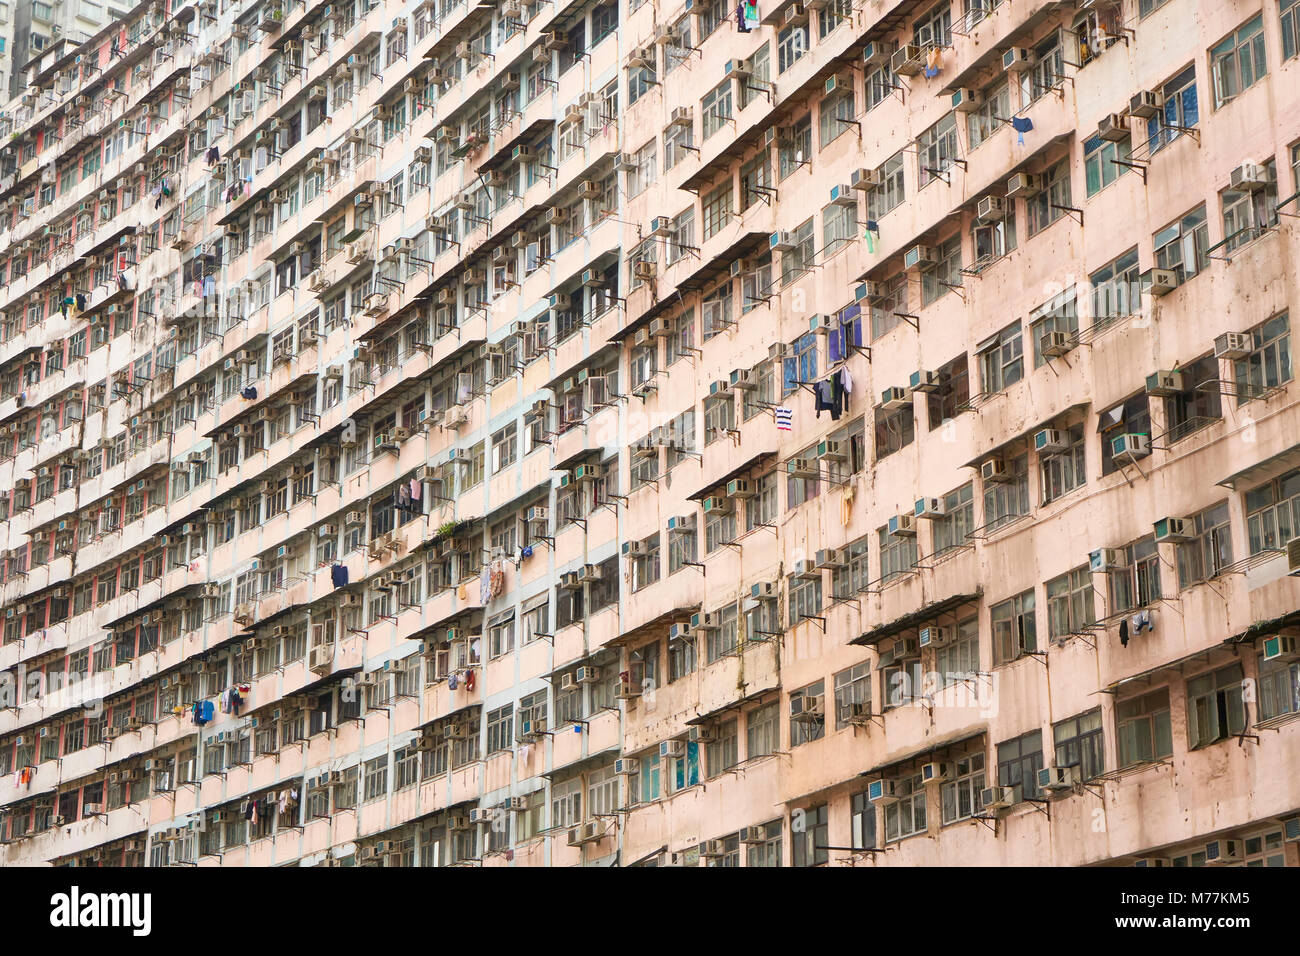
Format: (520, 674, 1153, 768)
(1230, 162, 1275, 192)
(726, 478, 754, 498)
(1110, 433, 1150, 463)
(1033, 428, 1069, 455)
(880, 386, 910, 409)
(951, 87, 982, 112)
(786, 456, 818, 479)
(862, 40, 895, 67)
(1263, 634, 1300, 662)
(977, 195, 1006, 220)
(1129, 90, 1163, 119)
(850, 167, 880, 191)
(1002, 47, 1035, 73)
(702, 495, 732, 515)
(1145, 370, 1184, 396)
(981, 785, 1019, 809)
(1098, 112, 1129, 142)
(1038, 765, 1078, 793)
(1040, 330, 1072, 357)
(1153, 515, 1193, 543)
(790, 694, 823, 721)
(890, 44, 924, 76)
(724, 57, 751, 79)
(867, 778, 896, 803)
(659, 740, 685, 758)
(1214, 332, 1252, 359)
(1089, 548, 1126, 573)
(903, 244, 938, 270)
(814, 548, 844, 570)
(918, 625, 948, 648)
(920, 761, 950, 784)
(914, 497, 946, 519)
(769, 231, 795, 252)
(1145, 268, 1178, 296)
(1204, 839, 1242, 865)
(615, 757, 639, 775)
(888, 513, 915, 537)
(1006, 172, 1043, 197)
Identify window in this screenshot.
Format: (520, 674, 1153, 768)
(1244, 467, 1300, 554)
(787, 576, 823, 629)
(941, 752, 986, 823)
(779, 218, 816, 285)
(821, 201, 857, 257)
(920, 236, 962, 306)
(927, 354, 970, 427)
(701, 80, 732, 140)
(967, 81, 1009, 150)
(777, 22, 809, 73)
(1090, 247, 1141, 325)
(746, 702, 778, 759)
(917, 113, 959, 188)
(977, 323, 1023, 394)
(1211, 16, 1267, 108)
(1116, 689, 1173, 767)
(778, 116, 812, 180)
(1175, 502, 1233, 588)
(1108, 537, 1162, 613)
(1099, 394, 1151, 476)
(1152, 206, 1209, 286)
(1258, 650, 1300, 722)
(1222, 160, 1279, 252)
(705, 719, 738, 777)
(1053, 709, 1104, 781)
(1046, 566, 1094, 641)
(997, 730, 1044, 800)
(991, 590, 1036, 665)
(1026, 159, 1071, 236)
(819, 87, 855, 147)
(873, 404, 914, 459)
(1186, 664, 1246, 748)
(833, 663, 871, 729)
(1234, 312, 1292, 402)
(363, 755, 388, 802)
(701, 181, 733, 240)
(928, 484, 973, 555)
(1039, 424, 1086, 502)
(1147, 65, 1199, 154)
(791, 803, 827, 867)
(1163, 356, 1222, 444)
(486, 704, 513, 754)
(884, 773, 927, 842)
(627, 140, 657, 197)
(1285, 0, 1300, 62)
(879, 524, 918, 583)
(1083, 133, 1129, 197)
(868, 151, 905, 221)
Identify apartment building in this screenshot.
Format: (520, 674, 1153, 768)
(0, 0, 1299, 869)
(0, 1, 142, 103)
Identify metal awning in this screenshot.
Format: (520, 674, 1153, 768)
(541, 745, 619, 780)
(1217, 443, 1300, 490)
(856, 727, 987, 779)
(850, 592, 982, 647)
(961, 401, 1090, 470)
(686, 449, 777, 501)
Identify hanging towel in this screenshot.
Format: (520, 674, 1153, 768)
(923, 47, 942, 78)
(775, 407, 793, 431)
(840, 365, 855, 395)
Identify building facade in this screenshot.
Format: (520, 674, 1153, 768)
(0, 0, 1299, 868)
(1, 1, 142, 104)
